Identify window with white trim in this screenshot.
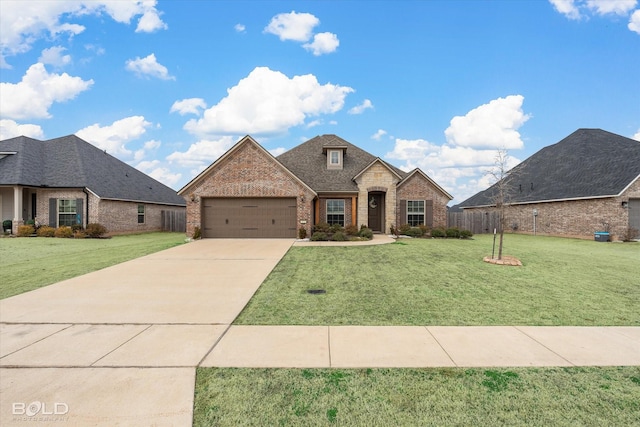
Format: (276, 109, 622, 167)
(137, 204, 145, 224)
(330, 150, 340, 164)
(327, 149, 343, 169)
(58, 199, 77, 226)
(407, 200, 425, 226)
(326, 199, 345, 226)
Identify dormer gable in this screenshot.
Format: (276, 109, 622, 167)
(322, 144, 347, 170)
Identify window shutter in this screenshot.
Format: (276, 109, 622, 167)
(76, 198, 83, 226)
(426, 200, 433, 227)
(49, 198, 57, 227)
(399, 200, 406, 226)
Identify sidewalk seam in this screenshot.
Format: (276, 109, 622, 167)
(513, 326, 576, 366)
(328, 326, 332, 368)
(0, 324, 74, 360)
(90, 324, 153, 366)
(196, 324, 233, 367)
(424, 326, 458, 367)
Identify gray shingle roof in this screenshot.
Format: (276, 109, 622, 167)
(276, 134, 407, 192)
(458, 129, 640, 208)
(0, 135, 185, 206)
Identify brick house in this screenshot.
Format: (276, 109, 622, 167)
(456, 129, 640, 241)
(0, 135, 186, 234)
(178, 134, 452, 238)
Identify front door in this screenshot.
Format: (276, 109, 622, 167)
(367, 193, 384, 232)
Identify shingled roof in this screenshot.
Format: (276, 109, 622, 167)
(276, 134, 407, 192)
(458, 129, 640, 208)
(0, 135, 185, 206)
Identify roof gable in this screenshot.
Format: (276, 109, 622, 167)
(458, 129, 640, 208)
(277, 134, 407, 192)
(0, 135, 185, 206)
(399, 168, 454, 200)
(178, 135, 315, 196)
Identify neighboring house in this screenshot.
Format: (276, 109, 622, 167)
(0, 135, 186, 234)
(178, 134, 452, 238)
(456, 129, 640, 240)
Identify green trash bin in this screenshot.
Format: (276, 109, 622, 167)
(594, 232, 610, 242)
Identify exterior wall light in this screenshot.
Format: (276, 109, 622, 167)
(621, 201, 628, 208)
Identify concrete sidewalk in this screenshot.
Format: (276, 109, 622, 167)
(201, 325, 640, 368)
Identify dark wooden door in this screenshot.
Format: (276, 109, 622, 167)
(368, 193, 383, 232)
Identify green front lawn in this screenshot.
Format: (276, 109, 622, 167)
(0, 232, 186, 299)
(235, 234, 639, 326)
(194, 367, 640, 426)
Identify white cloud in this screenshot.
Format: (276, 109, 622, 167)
(269, 147, 287, 156)
(632, 128, 640, 141)
(549, 0, 582, 19)
(0, 119, 44, 140)
(444, 95, 530, 149)
(264, 11, 319, 41)
(38, 46, 71, 67)
(235, 24, 246, 33)
(306, 119, 323, 128)
(76, 115, 151, 156)
(184, 67, 353, 137)
(170, 98, 207, 115)
(0, 1, 167, 67)
(125, 53, 174, 80)
(144, 139, 161, 150)
(629, 10, 640, 33)
(371, 129, 387, 140)
(167, 136, 237, 168)
(0, 63, 93, 120)
(135, 8, 168, 33)
(303, 32, 339, 55)
(586, 0, 637, 15)
(348, 99, 374, 115)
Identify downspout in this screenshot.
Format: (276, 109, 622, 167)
(83, 187, 90, 228)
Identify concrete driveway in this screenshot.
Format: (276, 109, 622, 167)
(0, 238, 294, 426)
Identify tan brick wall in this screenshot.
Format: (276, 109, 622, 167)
(466, 178, 640, 241)
(354, 163, 400, 233)
(183, 140, 314, 237)
(396, 173, 450, 229)
(35, 189, 88, 228)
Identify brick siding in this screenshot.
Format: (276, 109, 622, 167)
(183, 140, 314, 237)
(396, 173, 450, 229)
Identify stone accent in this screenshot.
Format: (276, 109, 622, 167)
(396, 172, 450, 229)
(354, 162, 400, 233)
(183, 139, 314, 238)
(466, 178, 640, 241)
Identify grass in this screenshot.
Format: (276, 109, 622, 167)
(235, 234, 640, 326)
(0, 232, 186, 299)
(193, 366, 640, 426)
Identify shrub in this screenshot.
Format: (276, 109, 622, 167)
(419, 224, 429, 236)
(331, 231, 347, 241)
(71, 224, 84, 233)
(459, 229, 473, 239)
(446, 227, 460, 238)
(621, 227, 639, 242)
(358, 227, 373, 240)
(310, 232, 328, 241)
(431, 227, 446, 238)
(345, 224, 359, 236)
(55, 226, 73, 238)
(86, 223, 107, 238)
(17, 225, 35, 237)
(298, 227, 307, 239)
(74, 231, 87, 239)
(37, 226, 56, 237)
(193, 226, 202, 240)
(399, 224, 412, 235)
(405, 227, 424, 238)
(2, 220, 12, 233)
(329, 223, 344, 233)
(313, 222, 331, 233)
(390, 224, 397, 236)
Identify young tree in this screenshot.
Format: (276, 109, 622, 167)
(486, 149, 516, 260)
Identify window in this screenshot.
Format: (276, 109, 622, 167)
(330, 150, 340, 164)
(138, 204, 145, 224)
(326, 199, 345, 226)
(58, 199, 77, 226)
(407, 200, 425, 226)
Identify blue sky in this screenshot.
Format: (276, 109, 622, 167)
(1, 0, 639, 203)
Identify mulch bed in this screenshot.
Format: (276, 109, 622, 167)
(483, 255, 522, 266)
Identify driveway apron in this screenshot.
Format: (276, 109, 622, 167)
(0, 238, 294, 426)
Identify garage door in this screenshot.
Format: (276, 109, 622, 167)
(202, 198, 297, 238)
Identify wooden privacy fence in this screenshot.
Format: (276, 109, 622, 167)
(448, 211, 501, 234)
(161, 210, 186, 232)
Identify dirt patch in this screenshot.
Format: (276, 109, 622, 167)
(483, 255, 522, 266)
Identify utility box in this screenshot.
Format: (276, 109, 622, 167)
(594, 232, 610, 242)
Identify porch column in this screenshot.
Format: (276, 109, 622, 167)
(351, 195, 357, 226)
(12, 186, 23, 234)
